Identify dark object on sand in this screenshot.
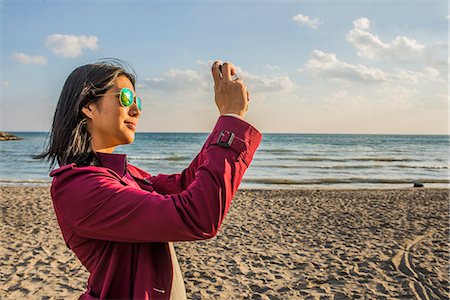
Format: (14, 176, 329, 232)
(413, 182, 424, 188)
(0, 132, 23, 141)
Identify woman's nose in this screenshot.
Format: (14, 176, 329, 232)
(129, 103, 141, 116)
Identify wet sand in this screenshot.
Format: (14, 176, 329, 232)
(1, 187, 448, 299)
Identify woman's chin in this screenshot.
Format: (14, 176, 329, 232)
(120, 132, 135, 145)
(126, 135, 135, 144)
(122, 126, 136, 143)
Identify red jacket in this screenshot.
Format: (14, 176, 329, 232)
(49, 115, 262, 299)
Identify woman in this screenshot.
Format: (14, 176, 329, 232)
(33, 59, 262, 299)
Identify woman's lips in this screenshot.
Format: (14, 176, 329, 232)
(125, 122, 136, 130)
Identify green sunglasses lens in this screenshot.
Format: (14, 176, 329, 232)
(120, 88, 134, 107)
(120, 88, 142, 111)
(136, 97, 142, 111)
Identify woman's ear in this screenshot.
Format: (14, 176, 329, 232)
(81, 104, 94, 118)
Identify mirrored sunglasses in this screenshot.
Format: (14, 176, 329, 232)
(118, 87, 142, 111)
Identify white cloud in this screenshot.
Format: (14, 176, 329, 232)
(11, 52, 47, 65)
(142, 68, 209, 94)
(2, 80, 10, 87)
(352, 18, 370, 30)
(346, 18, 425, 63)
(302, 50, 443, 85)
(45, 34, 98, 58)
(141, 60, 295, 95)
(390, 67, 442, 84)
(238, 69, 295, 93)
(292, 14, 322, 29)
(302, 50, 388, 83)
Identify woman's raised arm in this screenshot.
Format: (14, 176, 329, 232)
(50, 115, 261, 244)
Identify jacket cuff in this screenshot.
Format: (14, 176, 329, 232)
(206, 115, 262, 166)
(221, 113, 244, 120)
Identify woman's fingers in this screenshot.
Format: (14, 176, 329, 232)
(221, 62, 234, 81)
(212, 61, 240, 83)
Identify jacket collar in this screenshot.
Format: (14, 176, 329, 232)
(96, 151, 128, 177)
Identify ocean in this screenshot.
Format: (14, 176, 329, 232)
(0, 132, 448, 189)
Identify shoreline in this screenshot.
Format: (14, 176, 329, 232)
(1, 187, 448, 299)
(0, 183, 449, 190)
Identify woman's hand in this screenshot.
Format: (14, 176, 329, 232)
(212, 61, 250, 118)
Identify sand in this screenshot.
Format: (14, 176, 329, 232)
(0, 186, 448, 299)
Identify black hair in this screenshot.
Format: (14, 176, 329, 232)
(32, 58, 136, 170)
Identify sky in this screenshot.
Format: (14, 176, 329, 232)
(0, 0, 448, 134)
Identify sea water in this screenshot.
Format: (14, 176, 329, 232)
(0, 132, 448, 189)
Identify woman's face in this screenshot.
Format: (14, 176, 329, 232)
(83, 75, 141, 153)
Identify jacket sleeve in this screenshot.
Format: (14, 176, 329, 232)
(151, 115, 254, 195)
(149, 150, 205, 195)
(51, 115, 262, 243)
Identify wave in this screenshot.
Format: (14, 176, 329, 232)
(243, 177, 450, 185)
(0, 179, 51, 186)
(352, 157, 418, 162)
(393, 164, 449, 169)
(128, 155, 192, 161)
(273, 157, 419, 162)
(259, 149, 297, 153)
(164, 155, 191, 161)
(253, 164, 384, 169)
(253, 163, 449, 170)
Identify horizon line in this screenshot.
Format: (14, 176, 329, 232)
(3, 130, 449, 136)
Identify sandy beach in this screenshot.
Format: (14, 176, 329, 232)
(0, 186, 448, 299)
